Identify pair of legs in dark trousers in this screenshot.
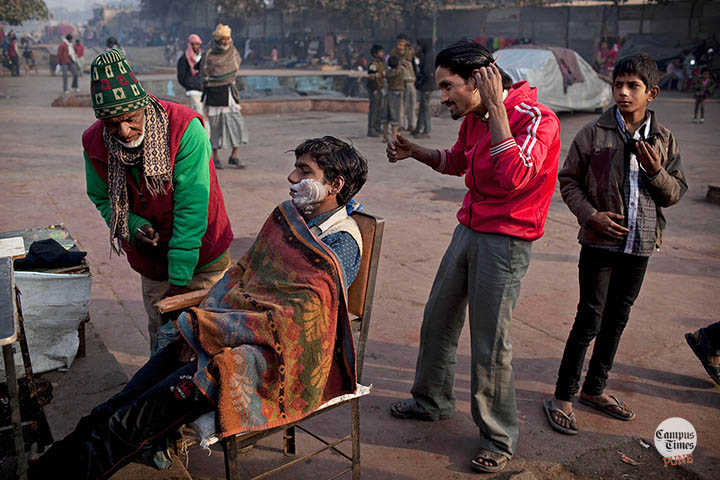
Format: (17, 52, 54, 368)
(29, 341, 213, 480)
(694, 95, 706, 120)
(414, 90, 432, 134)
(367, 89, 385, 136)
(554, 246, 648, 402)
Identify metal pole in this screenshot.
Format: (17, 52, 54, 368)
(432, 0, 438, 53)
(4, 343, 28, 480)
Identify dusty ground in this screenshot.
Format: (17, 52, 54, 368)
(0, 70, 718, 479)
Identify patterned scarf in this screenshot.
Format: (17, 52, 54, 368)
(103, 96, 171, 254)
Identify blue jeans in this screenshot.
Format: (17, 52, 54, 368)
(29, 341, 213, 480)
(554, 246, 648, 401)
(410, 225, 532, 458)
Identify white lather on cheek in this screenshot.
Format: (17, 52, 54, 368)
(290, 178, 327, 214)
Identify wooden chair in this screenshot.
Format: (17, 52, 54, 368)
(156, 212, 384, 480)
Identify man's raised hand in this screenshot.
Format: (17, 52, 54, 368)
(387, 134, 413, 163)
(474, 64, 504, 111)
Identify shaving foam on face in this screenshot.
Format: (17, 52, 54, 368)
(290, 178, 327, 214)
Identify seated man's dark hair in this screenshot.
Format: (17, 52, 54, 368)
(294, 136, 368, 206)
(387, 55, 399, 68)
(435, 40, 513, 90)
(397, 33, 409, 41)
(613, 53, 660, 90)
(371, 44, 383, 56)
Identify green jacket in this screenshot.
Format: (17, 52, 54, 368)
(85, 118, 217, 285)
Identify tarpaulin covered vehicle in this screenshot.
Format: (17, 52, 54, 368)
(495, 46, 613, 113)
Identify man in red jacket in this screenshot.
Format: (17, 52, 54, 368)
(387, 40, 561, 474)
(57, 34, 79, 92)
(82, 49, 233, 350)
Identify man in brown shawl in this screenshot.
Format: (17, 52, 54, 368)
(200, 23, 249, 169)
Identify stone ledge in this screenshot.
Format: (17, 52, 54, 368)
(51, 94, 368, 115)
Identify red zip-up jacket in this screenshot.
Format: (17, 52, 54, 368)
(437, 81, 561, 241)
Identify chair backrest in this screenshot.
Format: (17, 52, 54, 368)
(346, 212, 384, 383)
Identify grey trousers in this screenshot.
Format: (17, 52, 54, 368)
(411, 224, 532, 458)
(402, 81, 417, 129)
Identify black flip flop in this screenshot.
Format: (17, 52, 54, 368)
(578, 394, 636, 421)
(685, 332, 720, 386)
(543, 400, 579, 435)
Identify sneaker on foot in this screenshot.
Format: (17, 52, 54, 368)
(700, 118, 705, 124)
(693, 118, 700, 124)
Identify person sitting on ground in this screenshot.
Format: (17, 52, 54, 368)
(545, 53, 687, 436)
(28, 136, 368, 480)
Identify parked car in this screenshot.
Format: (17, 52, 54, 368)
(495, 46, 613, 113)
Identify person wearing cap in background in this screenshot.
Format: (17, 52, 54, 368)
(177, 33, 208, 131)
(199, 23, 249, 169)
(80, 48, 233, 351)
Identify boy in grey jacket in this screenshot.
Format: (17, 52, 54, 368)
(544, 53, 687, 435)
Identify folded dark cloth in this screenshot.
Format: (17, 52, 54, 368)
(14, 239, 86, 270)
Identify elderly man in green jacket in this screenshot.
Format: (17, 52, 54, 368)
(82, 49, 233, 350)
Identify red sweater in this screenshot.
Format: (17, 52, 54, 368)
(82, 98, 233, 280)
(57, 41, 72, 64)
(437, 81, 561, 241)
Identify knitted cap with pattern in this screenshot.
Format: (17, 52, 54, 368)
(90, 49, 148, 119)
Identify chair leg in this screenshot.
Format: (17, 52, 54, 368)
(283, 426, 296, 456)
(223, 436, 242, 480)
(352, 398, 360, 480)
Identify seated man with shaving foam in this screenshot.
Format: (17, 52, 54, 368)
(29, 136, 368, 479)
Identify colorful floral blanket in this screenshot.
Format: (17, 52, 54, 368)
(178, 201, 356, 437)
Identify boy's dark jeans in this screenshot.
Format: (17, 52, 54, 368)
(554, 246, 649, 402)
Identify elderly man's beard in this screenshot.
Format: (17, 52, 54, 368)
(117, 118, 146, 149)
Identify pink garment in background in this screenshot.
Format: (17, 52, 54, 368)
(185, 34, 202, 76)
